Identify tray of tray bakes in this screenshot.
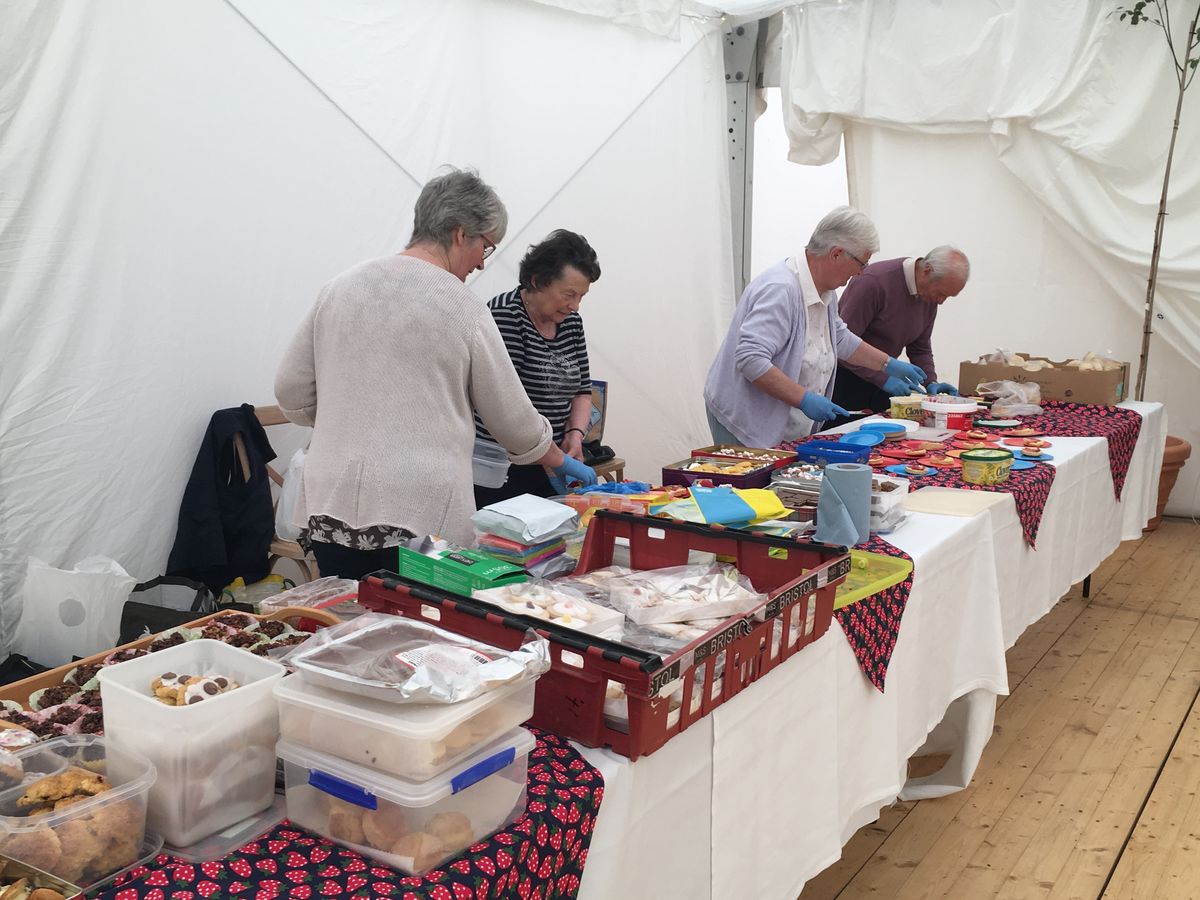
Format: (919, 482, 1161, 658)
(0, 607, 339, 743)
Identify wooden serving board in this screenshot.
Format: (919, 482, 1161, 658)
(0, 606, 340, 711)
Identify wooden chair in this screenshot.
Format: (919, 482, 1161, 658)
(232, 405, 319, 584)
(593, 458, 626, 482)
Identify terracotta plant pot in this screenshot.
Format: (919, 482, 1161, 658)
(1145, 435, 1192, 532)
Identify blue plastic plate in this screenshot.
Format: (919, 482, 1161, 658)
(860, 422, 909, 435)
(840, 431, 885, 448)
(1012, 451, 1054, 462)
(885, 463, 936, 477)
(1011, 459, 1035, 470)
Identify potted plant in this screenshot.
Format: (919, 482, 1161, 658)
(1117, 1, 1196, 528)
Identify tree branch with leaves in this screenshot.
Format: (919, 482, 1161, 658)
(1116, 0, 1200, 400)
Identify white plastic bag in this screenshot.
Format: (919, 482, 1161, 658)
(275, 448, 306, 542)
(14, 556, 138, 666)
(976, 380, 1044, 417)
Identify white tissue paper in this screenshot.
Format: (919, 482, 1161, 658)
(471, 494, 580, 544)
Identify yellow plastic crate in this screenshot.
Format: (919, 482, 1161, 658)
(833, 550, 914, 610)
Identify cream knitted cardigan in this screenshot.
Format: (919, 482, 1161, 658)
(274, 254, 553, 546)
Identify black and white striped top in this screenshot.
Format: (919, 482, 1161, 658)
(475, 287, 591, 446)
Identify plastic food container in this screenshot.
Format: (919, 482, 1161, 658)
(921, 397, 977, 431)
(960, 448, 1014, 485)
(790, 441, 872, 465)
(888, 395, 925, 421)
(278, 728, 535, 876)
(98, 639, 285, 849)
(472, 438, 510, 488)
(287, 616, 547, 706)
(834, 550, 914, 610)
(661, 456, 775, 489)
(689, 445, 797, 469)
(869, 474, 909, 513)
(275, 675, 535, 780)
(0, 735, 155, 887)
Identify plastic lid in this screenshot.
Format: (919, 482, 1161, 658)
(274, 674, 529, 741)
(277, 727, 536, 808)
(961, 448, 1013, 460)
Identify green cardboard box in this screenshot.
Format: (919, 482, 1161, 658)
(396, 546, 529, 596)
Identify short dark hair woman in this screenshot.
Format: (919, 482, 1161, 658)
(474, 229, 602, 507)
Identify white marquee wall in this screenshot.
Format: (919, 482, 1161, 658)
(0, 0, 733, 655)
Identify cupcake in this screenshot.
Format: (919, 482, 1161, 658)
(104, 647, 149, 665)
(65, 662, 103, 686)
(29, 684, 78, 711)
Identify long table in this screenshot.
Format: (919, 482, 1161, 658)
(575, 401, 1166, 900)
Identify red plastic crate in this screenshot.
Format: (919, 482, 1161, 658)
(360, 512, 849, 760)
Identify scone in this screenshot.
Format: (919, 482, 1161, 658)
(427, 811, 474, 853)
(390, 831, 446, 872)
(361, 805, 409, 851)
(327, 800, 367, 845)
(0, 826, 63, 875)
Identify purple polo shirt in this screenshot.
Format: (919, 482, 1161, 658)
(838, 257, 938, 387)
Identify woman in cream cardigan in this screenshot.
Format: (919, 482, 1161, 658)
(275, 168, 597, 579)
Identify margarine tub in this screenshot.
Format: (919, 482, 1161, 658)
(889, 395, 925, 421)
(960, 448, 1014, 485)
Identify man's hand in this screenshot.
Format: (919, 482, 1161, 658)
(927, 382, 959, 396)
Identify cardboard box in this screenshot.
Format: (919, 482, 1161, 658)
(396, 546, 529, 596)
(958, 353, 1129, 406)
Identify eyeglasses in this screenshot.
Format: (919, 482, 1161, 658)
(845, 249, 868, 269)
(481, 236, 496, 260)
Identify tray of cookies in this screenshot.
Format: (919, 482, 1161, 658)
(0, 735, 154, 890)
(97, 640, 285, 849)
(277, 727, 535, 876)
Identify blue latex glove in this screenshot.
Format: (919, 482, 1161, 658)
(882, 375, 919, 397)
(553, 455, 598, 489)
(927, 382, 959, 396)
(883, 357, 927, 389)
(798, 391, 850, 423)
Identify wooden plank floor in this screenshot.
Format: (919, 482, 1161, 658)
(800, 517, 1200, 900)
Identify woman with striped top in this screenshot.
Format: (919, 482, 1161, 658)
(474, 230, 601, 507)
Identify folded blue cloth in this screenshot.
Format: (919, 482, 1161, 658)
(572, 481, 653, 495)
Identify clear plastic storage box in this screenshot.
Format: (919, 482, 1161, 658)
(0, 735, 156, 887)
(98, 639, 285, 849)
(278, 728, 535, 876)
(472, 438, 510, 488)
(274, 675, 535, 780)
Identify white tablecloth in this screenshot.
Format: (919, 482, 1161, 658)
(576, 401, 1165, 900)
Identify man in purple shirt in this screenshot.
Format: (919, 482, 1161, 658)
(832, 246, 970, 417)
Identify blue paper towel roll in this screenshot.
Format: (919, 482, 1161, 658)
(814, 462, 872, 546)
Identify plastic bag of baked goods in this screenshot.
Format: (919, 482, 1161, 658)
(282, 612, 550, 704)
(600, 564, 766, 625)
(976, 380, 1043, 417)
